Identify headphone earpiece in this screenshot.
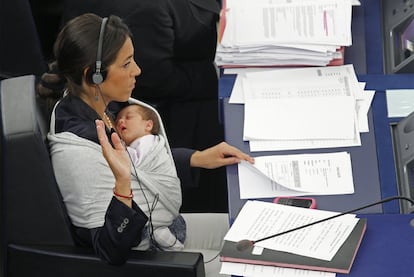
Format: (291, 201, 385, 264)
(92, 71, 104, 84)
(92, 17, 108, 85)
(92, 70, 107, 85)
(86, 68, 107, 85)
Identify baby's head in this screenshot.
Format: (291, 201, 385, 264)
(115, 104, 160, 145)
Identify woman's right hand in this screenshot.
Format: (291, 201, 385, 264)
(96, 120, 132, 206)
(190, 142, 254, 169)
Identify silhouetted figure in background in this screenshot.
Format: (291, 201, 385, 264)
(0, 0, 47, 79)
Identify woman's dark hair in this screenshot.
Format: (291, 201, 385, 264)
(38, 13, 132, 98)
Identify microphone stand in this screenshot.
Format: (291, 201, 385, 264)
(236, 196, 414, 251)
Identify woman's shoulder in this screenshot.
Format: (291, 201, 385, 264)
(53, 95, 100, 144)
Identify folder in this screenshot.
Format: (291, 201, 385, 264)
(220, 218, 366, 274)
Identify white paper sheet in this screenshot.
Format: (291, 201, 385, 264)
(223, 0, 352, 46)
(225, 65, 374, 152)
(224, 200, 358, 261)
(243, 96, 356, 140)
(220, 262, 336, 277)
(238, 152, 354, 199)
(216, 0, 354, 67)
(356, 90, 375, 132)
(386, 89, 414, 118)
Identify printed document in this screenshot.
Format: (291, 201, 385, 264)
(243, 96, 356, 140)
(230, 65, 361, 104)
(238, 152, 354, 199)
(242, 64, 361, 100)
(224, 200, 359, 261)
(241, 66, 359, 141)
(227, 65, 374, 151)
(220, 262, 336, 277)
(216, 0, 355, 67)
(222, 0, 352, 46)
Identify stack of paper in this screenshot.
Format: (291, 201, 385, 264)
(229, 64, 375, 152)
(216, 0, 360, 68)
(220, 200, 366, 276)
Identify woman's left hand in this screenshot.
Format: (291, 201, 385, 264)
(96, 120, 131, 187)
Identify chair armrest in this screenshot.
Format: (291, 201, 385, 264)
(7, 244, 205, 277)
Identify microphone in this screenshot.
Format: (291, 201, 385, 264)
(236, 196, 414, 251)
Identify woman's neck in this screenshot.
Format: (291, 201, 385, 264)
(79, 85, 111, 128)
(80, 83, 105, 108)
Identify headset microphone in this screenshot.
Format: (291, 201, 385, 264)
(236, 196, 414, 252)
(92, 17, 108, 85)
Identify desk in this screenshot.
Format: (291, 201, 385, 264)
(225, 213, 414, 277)
(219, 0, 414, 215)
(222, 96, 383, 218)
(220, 1, 414, 276)
(220, 74, 414, 216)
(339, 213, 414, 276)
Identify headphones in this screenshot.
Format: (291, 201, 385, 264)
(92, 17, 108, 85)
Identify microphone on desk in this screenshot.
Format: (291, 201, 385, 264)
(236, 196, 414, 252)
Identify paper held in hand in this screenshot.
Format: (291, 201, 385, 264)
(238, 151, 355, 199)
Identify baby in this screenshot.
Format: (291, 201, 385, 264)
(116, 103, 161, 166)
(115, 103, 185, 251)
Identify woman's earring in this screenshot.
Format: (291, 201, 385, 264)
(94, 88, 99, 102)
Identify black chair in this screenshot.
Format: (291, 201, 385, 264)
(392, 110, 414, 214)
(0, 75, 205, 277)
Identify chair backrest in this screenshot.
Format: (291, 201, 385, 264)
(0, 75, 74, 249)
(392, 111, 414, 213)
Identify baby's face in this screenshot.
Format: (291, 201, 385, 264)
(116, 105, 153, 145)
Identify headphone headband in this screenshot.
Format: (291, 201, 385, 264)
(92, 17, 108, 84)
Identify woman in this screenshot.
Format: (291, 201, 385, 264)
(60, 0, 226, 212)
(39, 13, 253, 265)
